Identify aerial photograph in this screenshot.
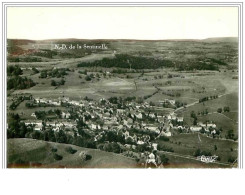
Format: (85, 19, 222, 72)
(6, 6, 239, 168)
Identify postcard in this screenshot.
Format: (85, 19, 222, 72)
(3, 4, 241, 169)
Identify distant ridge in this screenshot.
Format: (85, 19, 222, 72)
(7, 37, 238, 43)
(202, 37, 238, 42)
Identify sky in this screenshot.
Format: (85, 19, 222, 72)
(7, 6, 239, 40)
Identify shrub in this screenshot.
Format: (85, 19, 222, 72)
(65, 146, 77, 154)
(53, 153, 63, 161)
(7, 76, 35, 90)
(228, 156, 236, 163)
(157, 144, 174, 152)
(51, 80, 57, 86)
(79, 152, 92, 161)
(160, 154, 169, 164)
(85, 154, 92, 161)
(217, 108, 222, 113)
(224, 106, 230, 112)
(85, 75, 92, 81)
(158, 136, 169, 142)
(51, 147, 57, 153)
(7, 65, 23, 76)
(193, 149, 212, 157)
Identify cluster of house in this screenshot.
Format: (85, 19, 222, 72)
(25, 120, 76, 132)
(25, 96, 218, 141)
(190, 122, 217, 135)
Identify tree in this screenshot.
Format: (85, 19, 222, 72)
(217, 108, 222, 113)
(85, 75, 91, 81)
(226, 130, 235, 140)
(51, 80, 57, 86)
(40, 70, 47, 78)
(190, 111, 196, 119)
(53, 153, 63, 161)
(194, 148, 201, 157)
(60, 78, 65, 85)
(228, 156, 236, 163)
(160, 154, 169, 164)
(56, 130, 67, 143)
(224, 106, 230, 112)
(7, 65, 23, 76)
(193, 117, 197, 125)
(214, 145, 217, 151)
(32, 67, 39, 74)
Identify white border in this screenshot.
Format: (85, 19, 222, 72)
(0, 1, 244, 195)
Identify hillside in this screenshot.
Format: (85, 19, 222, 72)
(7, 138, 138, 168)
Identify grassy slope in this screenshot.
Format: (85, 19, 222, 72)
(156, 133, 238, 165)
(7, 138, 137, 168)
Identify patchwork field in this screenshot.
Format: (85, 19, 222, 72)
(7, 38, 239, 168)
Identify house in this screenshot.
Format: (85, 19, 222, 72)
(177, 117, 184, 122)
(149, 113, 156, 119)
(147, 153, 156, 164)
(197, 122, 206, 128)
(25, 121, 42, 131)
(167, 115, 172, 120)
(147, 126, 160, 133)
(137, 140, 145, 145)
(61, 112, 71, 119)
(135, 113, 143, 119)
(190, 126, 202, 132)
(152, 143, 158, 151)
(123, 131, 130, 139)
(91, 124, 101, 130)
(127, 118, 133, 124)
(117, 124, 124, 130)
(31, 113, 36, 118)
(211, 129, 216, 135)
(160, 131, 172, 137)
(207, 123, 216, 129)
(117, 109, 125, 114)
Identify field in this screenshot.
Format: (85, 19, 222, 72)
(7, 38, 239, 168)
(8, 138, 138, 168)
(156, 133, 237, 165)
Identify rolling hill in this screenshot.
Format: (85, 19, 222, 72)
(7, 138, 138, 168)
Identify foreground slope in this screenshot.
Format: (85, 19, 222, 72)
(7, 138, 138, 168)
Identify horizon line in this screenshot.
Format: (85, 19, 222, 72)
(7, 36, 239, 42)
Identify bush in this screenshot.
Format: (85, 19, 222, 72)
(158, 136, 169, 142)
(51, 80, 57, 86)
(51, 147, 57, 153)
(103, 142, 121, 153)
(85, 154, 92, 160)
(224, 106, 230, 112)
(85, 75, 92, 81)
(193, 149, 212, 157)
(7, 76, 35, 90)
(217, 108, 222, 113)
(79, 152, 92, 161)
(228, 156, 236, 163)
(160, 154, 169, 164)
(226, 130, 235, 140)
(7, 65, 23, 76)
(53, 153, 63, 161)
(32, 67, 39, 74)
(65, 146, 77, 154)
(157, 144, 174, 152)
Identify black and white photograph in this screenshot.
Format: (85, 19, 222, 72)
(1, 2, 243, 169)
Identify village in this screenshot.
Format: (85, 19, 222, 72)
(16, 95, 219, 167)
